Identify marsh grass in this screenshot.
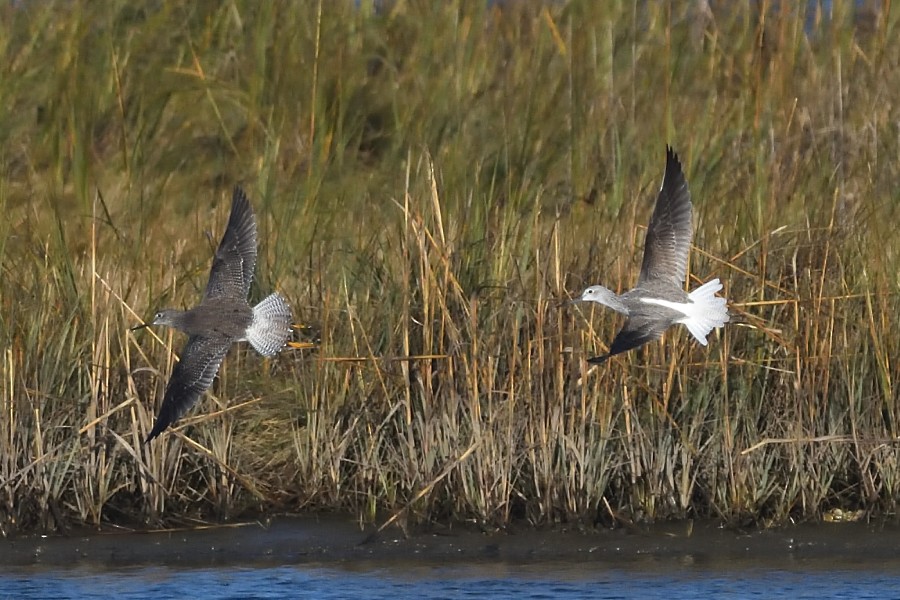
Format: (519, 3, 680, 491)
(1, 0, 899, 534)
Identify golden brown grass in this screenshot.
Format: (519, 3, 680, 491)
(0, 0, 898, 534)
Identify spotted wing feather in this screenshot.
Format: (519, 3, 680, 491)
(145, 335, 230, 442)
(636, 147, 693, 289)
(204, 187, 258, 301)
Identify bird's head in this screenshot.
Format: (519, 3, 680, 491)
(576, 285, 606, 304)
(131, 308, 182, 331)
(150, 309, 182, 327)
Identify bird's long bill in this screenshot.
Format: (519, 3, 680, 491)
(130, 322, 151, 331)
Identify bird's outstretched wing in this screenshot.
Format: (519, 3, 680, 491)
(587, 315, 671, 364)
(145, 335, 230, 442)
(204, 187, 258, 301)
(636, 147, 693, 289)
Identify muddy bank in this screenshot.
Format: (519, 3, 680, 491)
(2, 516, 900, 570)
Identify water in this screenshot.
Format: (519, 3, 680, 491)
(3, 518, 900, 599)
(3, 560, 900, 599)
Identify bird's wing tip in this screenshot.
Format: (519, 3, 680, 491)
(586, 354, 611, 365)
(665, 145, 682, 172)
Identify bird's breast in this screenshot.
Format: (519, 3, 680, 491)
(182, 301, 253, 338)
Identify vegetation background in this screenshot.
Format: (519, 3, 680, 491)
(0, 0, 897, 534)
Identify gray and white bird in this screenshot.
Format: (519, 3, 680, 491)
(573, 147, 729, 363)
(133, 187, 294, 442)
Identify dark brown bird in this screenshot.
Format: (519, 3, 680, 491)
(573, 147, 729, 363)
(133, 187, 293, 442)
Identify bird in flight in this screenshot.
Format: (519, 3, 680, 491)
(573, 147, 729, 363)
(133, 187, 300, 442)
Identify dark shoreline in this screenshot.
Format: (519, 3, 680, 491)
(3, 515, 900, 571)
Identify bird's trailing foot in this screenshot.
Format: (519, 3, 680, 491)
(288, 323, 320, 350)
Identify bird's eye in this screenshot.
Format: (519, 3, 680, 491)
(586, 289, 593, 295)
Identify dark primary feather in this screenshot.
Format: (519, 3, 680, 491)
(636, 146, 693, 289)
(587, 314, 672, 364)
(145, 335, 230, 442)
(204, 187, 258, 301)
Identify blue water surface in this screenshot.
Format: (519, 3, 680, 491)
(2, 561, 898, 600)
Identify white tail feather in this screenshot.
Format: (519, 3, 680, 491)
(679, 278, 729, 345)
(246, 293, 293, 356)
